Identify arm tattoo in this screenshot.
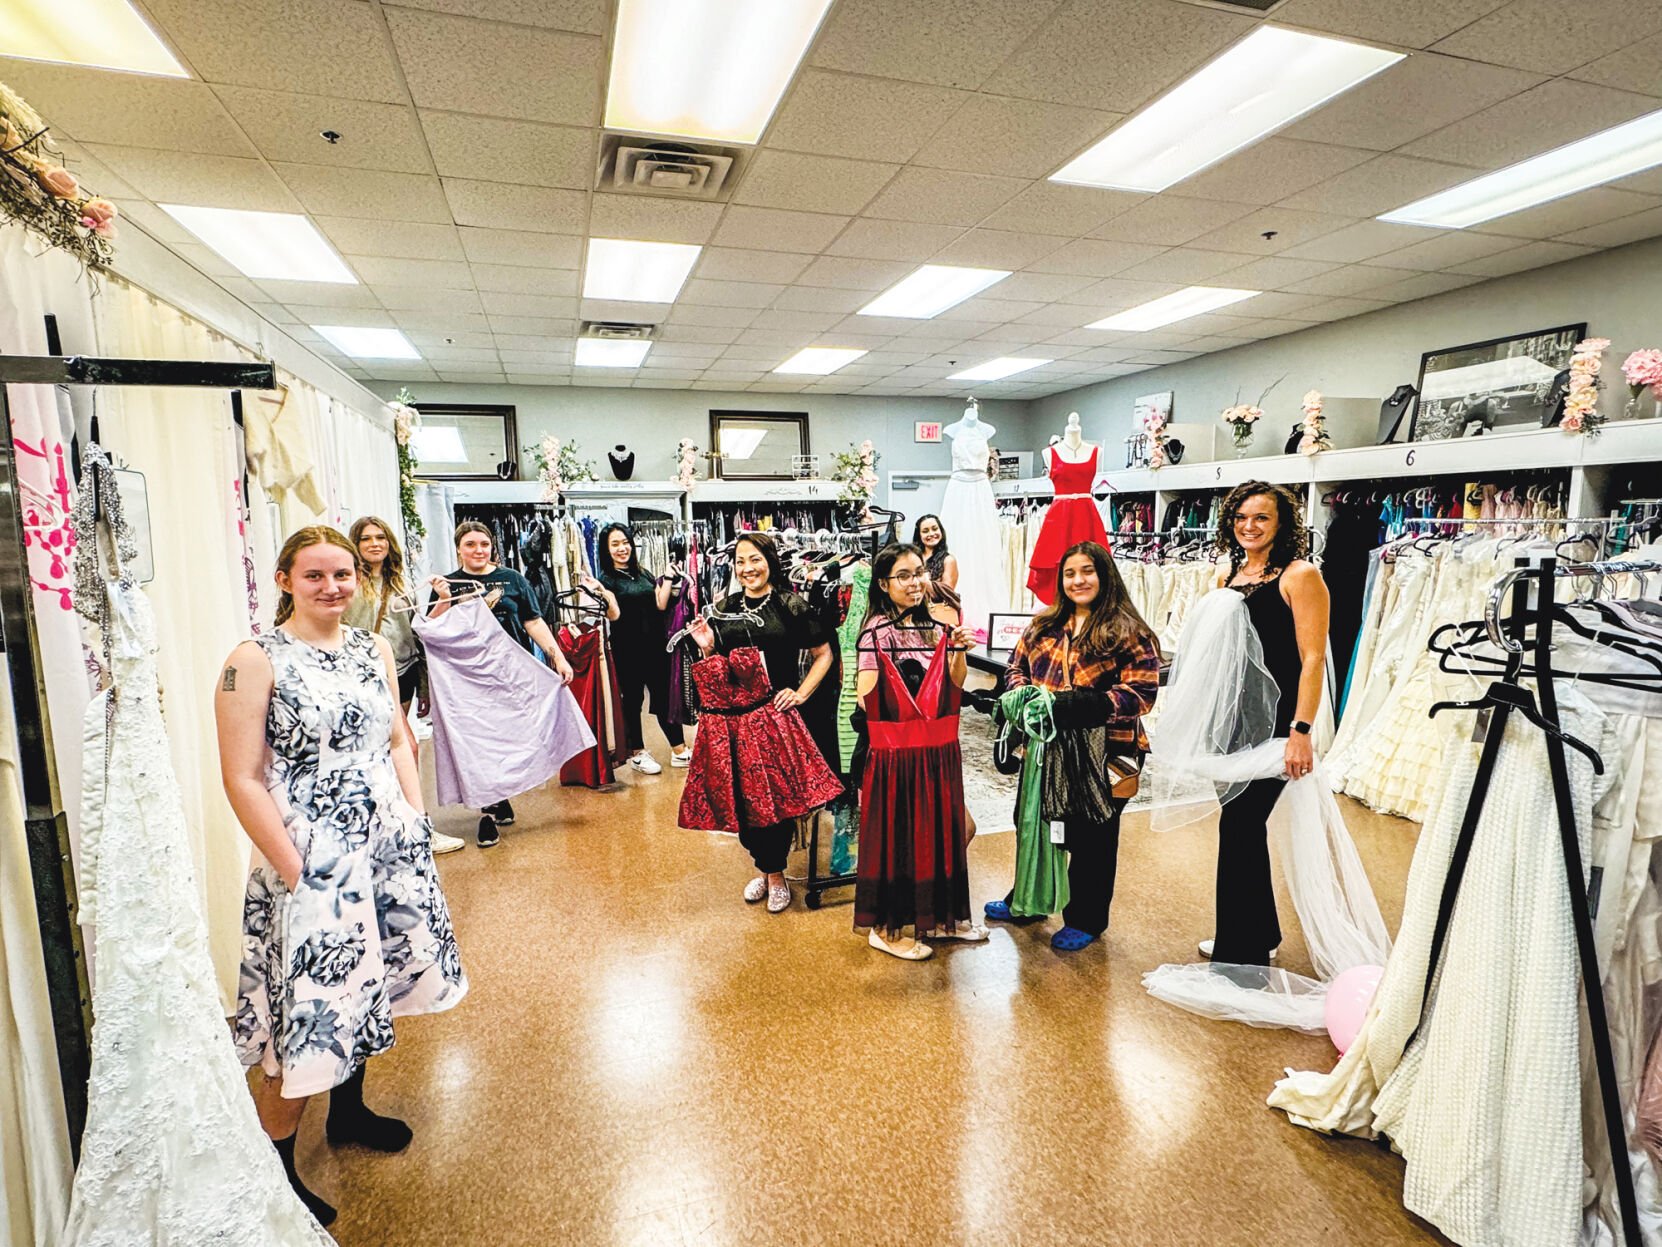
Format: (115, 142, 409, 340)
(221, 666, 237, 691)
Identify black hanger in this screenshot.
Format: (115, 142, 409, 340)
(1429, 681, 1604, 773)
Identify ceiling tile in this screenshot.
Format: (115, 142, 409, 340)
(0, 62, 252, 157)
(435, 370, 507, 383)
(757, 310, 844, 334)
(1401, 80, 1660, 169)
(1470, 187, 1662, 239)
(1556, 205, 1662, 247)
(215, 88, 430, 171)
(316, 217, 464, 260)
(823, 219, 964, 261)
(1570, 33, 1662, 97)
(992, 271, 1097, 301)
(1278, 153, 1481, 218)
(87, 146, 301, 210)
(488, 312, 578, 335)
(1285, 297, 1392, 323)
(47, 140, 141, 200)
(736, 327, 817, 347)
(710, 207, 850, 252)
(1211, 256, 1341, 289)
(376, 285, 486, 313)
(930, 228, 1069, 269)
(808, 0, 1064, 90)
(667, 305, 760, 329)
(481, 291, 578, 318)
(1266, 0, 1510, 49)
(680, 280, 786, 309)
(655, 325, 742, 346)
(1278, 265, 1422, 296)
(588, 194, 721, 244)
(863, 167, 1027, 227)
(381, 0, 605, 33)
(765, 71, 969, 163)
(1087, 196, 1256, 247)
(796, 256, 912, 291)
(1373, 230, 1532, 271)
(979, 182, 1144, 234)
(385, 9, 601, 125)
(912, 94, 1119, 180)
(141, 0, 406, 101)
(167, 241, 242, 278)
(986, 0, 1253, 112)
(420, 112, 592, 189)
(1025, 239, 1168, 277)
(1179, 139, 1376, 206)
(276, 164, 452, 221)
(1361, 270, 1488, 302)
(1112, 248, 1256, 284)
(1016, 304, 1100, 328)
(285, 304, 398, 327)
(732, 150, 899, 215)
(1447, 239, 1598, 277)
(422, 346, 499, 363)
(458, 226, 582, 269)
(1431, 0, 1662, 74)
(394, 310, 493, 333)
(492, 333, 573, 351)
(937, 297, 1045, 324)
(442, 179, 588, 232)
(1279, 220, 1442, 264)
(350, 256, 474, 288)
(693, 247, 814, 283)
(257, 279, 381, 307)
(1187, 207, 1357, 256)
(1056, 276, 1184, 309)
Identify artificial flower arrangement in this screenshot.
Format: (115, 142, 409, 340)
(526, 434, 597, 501)
(390, 389, 425, 551)
(0, 80, 118, 268)
(673, 438, 700, 489)
(1297, 389, 1332, 456)
(1562, 337, 1611, 437)
(833, 439, 880, 510)
(1621, 348, 1662, 420)
(1143, 403, 1171, 469)
(1219, 376, 1283, 455)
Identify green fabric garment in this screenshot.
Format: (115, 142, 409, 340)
(835, 563, 872, 773)
(1000, 686, 1069, 918)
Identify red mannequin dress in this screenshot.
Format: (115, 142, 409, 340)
(1026, 444, 1109, 602)
(854, 624, 971, 939)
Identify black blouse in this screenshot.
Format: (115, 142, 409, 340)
(709, 590, 827, 695)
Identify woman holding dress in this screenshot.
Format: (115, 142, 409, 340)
(594, 521, 690, 774)
(216, 526, 467, 1227)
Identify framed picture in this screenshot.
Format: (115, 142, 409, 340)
(1133, 390, 1173, 431)
(1410, 323, 1585, 441)
(710, 410, 809, 480)
(409, 403, 519, 479)
(986, 612, 1030, 654)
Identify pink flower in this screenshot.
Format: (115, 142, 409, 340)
(1562, 411, 1584, 432)
(1624, 348, 1662, 391)
(80, 197, 117, 227)
(36, 165, 78, 198)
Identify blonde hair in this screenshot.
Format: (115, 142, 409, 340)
(349, 515, 408, 623)
(274, 526, 358, 625)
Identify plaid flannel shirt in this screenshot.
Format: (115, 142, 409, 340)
(1004, 623, 1160, 751)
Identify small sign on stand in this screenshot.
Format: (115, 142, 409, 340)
(914, 421, 942, 443)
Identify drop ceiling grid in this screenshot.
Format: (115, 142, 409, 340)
(9, 0, 1662, 393)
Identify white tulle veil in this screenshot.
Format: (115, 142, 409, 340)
(1140, 589, 1391, 1032)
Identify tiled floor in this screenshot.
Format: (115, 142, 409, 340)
(288, 735, 1450, 1246)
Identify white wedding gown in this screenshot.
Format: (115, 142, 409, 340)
(64, 453, 331, 1246)
(937, 425, 1008, 641)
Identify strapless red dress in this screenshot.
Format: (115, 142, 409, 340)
(1026, 444, 1110, 602)
(677, 646, 844, 833)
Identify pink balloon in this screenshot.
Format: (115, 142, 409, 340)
(1325, 964, 1384, 1054)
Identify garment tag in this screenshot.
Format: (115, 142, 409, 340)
(1049, 819, 1066, 845)
(1588, 866, 1604, 922)
(1470, 705, 1492, 744)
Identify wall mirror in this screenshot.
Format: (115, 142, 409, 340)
(709, 411, 809, 481)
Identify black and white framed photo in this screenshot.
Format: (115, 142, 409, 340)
(409, 403, 519, 479)
(1410, 323, 1585, 441)
(709, 410, 809, 481)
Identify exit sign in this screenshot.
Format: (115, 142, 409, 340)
(914, 421, 942, 443)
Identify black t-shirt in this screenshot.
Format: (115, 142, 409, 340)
(440, 565, 543, 652)
(598, 565, 664, 645)
(710, 590, 827, 695)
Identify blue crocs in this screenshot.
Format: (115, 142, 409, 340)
(1051, 926, 1096, 952)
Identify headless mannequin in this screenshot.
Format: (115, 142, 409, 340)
(608, 444, 635, 481)
(1047, 412, 1093, 466)
(944, 398, 995, 442)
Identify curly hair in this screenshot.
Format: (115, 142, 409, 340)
(1215, 480, 1309, 581)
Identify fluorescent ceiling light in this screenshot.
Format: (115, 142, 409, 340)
(1380, 108, 1662, 228)
(1051, 27, 1402, 193)
(583, 238, 701, 303)
(1088, 286, 1259, 332)
(719, 427, 767, 459)
(313, 325, 421, 359)
(0, 0, 187, 76)
(949, 357, 1052, 381)
(606, 0, 834, 144)
(858, 265, 1011, 319)
(774, 347, 867, 375)
(575, 337, 652, 368)
(160, 205, 356, 283)
(410, 426, 468, 465)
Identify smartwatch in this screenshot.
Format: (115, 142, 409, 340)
(1292, 720, 1312, 736)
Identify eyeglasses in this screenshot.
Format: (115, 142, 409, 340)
(885, 570, 926, 584)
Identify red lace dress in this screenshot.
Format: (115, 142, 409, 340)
(854, 628, 971, 938)
(676, 646, 843, 833)
(1026, 444, 1109, 602)
(558, 623, 627, 787)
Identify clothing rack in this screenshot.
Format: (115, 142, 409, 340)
(1402, 515, 1621, 558)
(0, 351, 278, 1155)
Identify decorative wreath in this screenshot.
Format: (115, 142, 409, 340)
(0, 79, 118, 268)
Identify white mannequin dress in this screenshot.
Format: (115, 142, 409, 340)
(937, 424, 1008, 641)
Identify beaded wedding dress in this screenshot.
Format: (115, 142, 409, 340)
(63, 448, 331, 1246)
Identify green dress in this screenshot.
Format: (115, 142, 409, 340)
(830, 564, 872, 875)
(999, 685, 1069, 917)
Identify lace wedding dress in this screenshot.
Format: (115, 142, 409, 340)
(63, 448, 331, 1246)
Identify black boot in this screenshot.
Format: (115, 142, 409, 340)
(326, 1065, 413, 1152)
(274, 1132, 337, 1227)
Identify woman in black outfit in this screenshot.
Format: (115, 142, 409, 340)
(1205, 481, 1329, 966)
(593, 522, 688, 774)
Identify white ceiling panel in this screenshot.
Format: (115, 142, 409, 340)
(0, 62, 252, 157)
(419, 113, 592, 189)
(679, 280, 786, 309)
(765, 71, 969, 164)
(930, 229, 1069, 270)
(395, 310, 492, 332)
(710, 207, 850, 252)
(1470, 187, 1662, 239)
(285, 305, 398, 327)
(808, 0, 1064, 90)
(278, 164, 453, 222)
(1212, 256, 1342, 290)
(1186, 208, 1358, 256)
(863, 167, 1027, 227)
(1367, 230, 1525, 272)
(316, 217, 464, 260)
(587, 194, 722, 245)
(442, 179, 588, 232)
(257, 278, 383, 308)
(1277, 154, 1483, 218)
(667, 305, 760, 329)
(381, 0, 606, 34)
(88, 146, 302, 210)
(822, 219, 965, 261)
(104, 198, 194, 245)
(757, 310, 844, 333)
(1361, 270, 1488, 302)
(1448, 239, 1597, 277)
(991, 271, 1098, 301)
(406, 330, 497, 348)
(910, 94, 1119, 180)
(351, 256, 475, 288)
(1179, 139, 1376, 206)
(1087, 196, 1257, 247)
(487, 313, 577, 335)
(458, 227, 582, 269)
(1556, 205, 1662, 248)
(1430, 0, 1662, 75)
(385, 9, 601, 126)
(216, 88, 432, 171)
(979, 182, 1145, 235)
(692, 248, 815, 284)
(1267, 0, 1510, 49)
(1400, 79, 1661, 169)
(469, 265, 578, 296)
(1026, 239, 1169, 277)
(1570, 34, 1662, 97)
(795, 255, 912, 291)
(1279, 265, 1424, 297)
(731, 150, 899, 215)
(1112, 248, 1256, 284)
(1278, 220, 1443, 264)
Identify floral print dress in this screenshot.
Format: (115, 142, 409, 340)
(234, 626, 467, 1098)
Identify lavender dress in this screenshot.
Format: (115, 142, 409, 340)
(413, 596, 595, 808)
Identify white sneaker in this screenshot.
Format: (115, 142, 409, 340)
(670, 749, 692, 768)
(1198, 939, 1278, 962)
(430, 830, 465, 855)
(629, 751, 663, 775)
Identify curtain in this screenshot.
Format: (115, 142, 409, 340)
(92, 278, 255, 1006)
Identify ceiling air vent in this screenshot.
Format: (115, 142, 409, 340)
(581, 321, 656, 340)
(598, 136, 742, 200)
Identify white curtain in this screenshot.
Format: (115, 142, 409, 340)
(91, 278, 255, 1005)
(328, 396, 401, 537)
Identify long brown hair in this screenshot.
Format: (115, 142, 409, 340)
(1024, 540, 1151, 657)
(348, 515, 407, 603)
(274, 526, 358, 625)
(1216, 481, 1309, 582)
(867, 542, 927, 621)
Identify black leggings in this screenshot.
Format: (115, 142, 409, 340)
(738, 821, 793, 874)
(616, 654, 684, 753)
(1213, 776, 1285, 964)
(999, 797, 1129, 937)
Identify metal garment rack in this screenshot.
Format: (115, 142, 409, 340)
(1400, 514, 1622, 557)
(0, 352, 277, 1154)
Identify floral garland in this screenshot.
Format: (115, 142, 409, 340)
(833, 439, 879, 509)
(673, 438, 700, 489)
(1143, 404, 1170, 469)
(1562, 337, 1611, 436)
(0, 80, 118, 268)
(389, 390, 425, 551)
(526, 434, 597, 501)
(1297, 389, 1332, 455)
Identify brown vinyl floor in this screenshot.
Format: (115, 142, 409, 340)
(289, 732, 1452, 1247)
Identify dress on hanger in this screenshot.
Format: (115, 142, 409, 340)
(677, 647, 844, 833)
(854, 625, 971, 939)
(557, 623, 627, 787)
(63, 450, 332, 1246)
(937, 426, 1008, 641)
(413, 595, 594, 807)
(1027, 445, 1109, 602)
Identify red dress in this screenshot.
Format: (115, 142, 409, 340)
(1026, 444, 1110, 602)
(677, 646, 844, 833)
(854, 630, 971, 938)
(558, 624, 627, 787)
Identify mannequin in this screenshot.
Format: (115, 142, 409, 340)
(1048, 412, 1092, 463)
(1378, 385, 1416, 444)
(1027, 412, 1108, 601)
(943, 396, 995, 442)
(608, 444, 635, 481)
(937, 398, 1008, 641)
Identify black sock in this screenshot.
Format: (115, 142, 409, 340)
(327, 1065, 413, 1152)
(274, 1132, 337, 1227)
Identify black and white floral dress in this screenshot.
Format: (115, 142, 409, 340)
(234, 626, 467, 1097)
